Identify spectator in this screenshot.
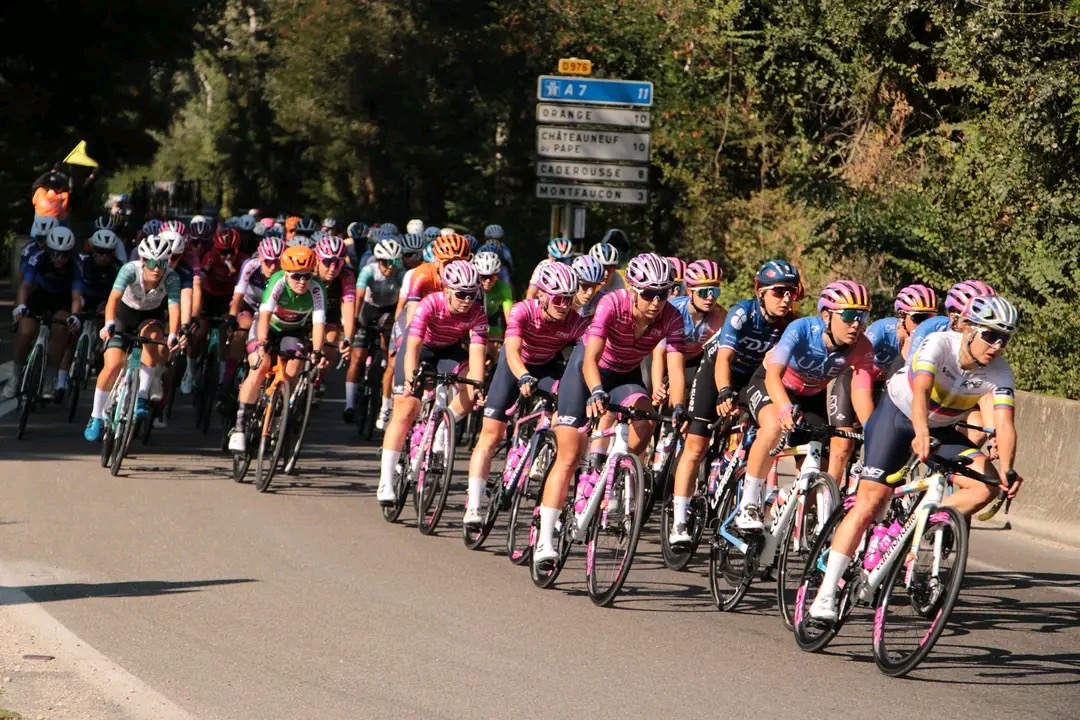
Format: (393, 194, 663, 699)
(31, 168, 71, 227)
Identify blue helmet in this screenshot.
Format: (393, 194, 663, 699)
(548, 237, 574, 260)
(422, 243, 435, 264)
(754, 259, 801, 294)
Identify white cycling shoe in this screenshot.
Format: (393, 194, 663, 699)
(228, 431, 246, 453)
(808, 594, 838, 623)
(377, 479, 397, 505)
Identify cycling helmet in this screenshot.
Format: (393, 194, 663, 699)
(45, 226, 76, 253)
(294, 217, 318, 235)
(472, 251, 502, 276)
(260, 217, 275, 228)
(439, 227, 456, 237)
(589, 242, 620, 267)
(548, 237, 574, 260)
(31, 216, 58, 238)
(321, 217, 337, 230)
(422, 245, 435, 263)
(666, 256, 686, 282)
(280, 245, 317, 273)
(894, 283, 938, 314)
(536, 261, 578, 296)
(347, 221, 369, 241)
(286, 235, 316, 249)
(484, 224, 505, 240)
(93, 215, 116, 231)
(602, 227, 629, 246)
(432, 232, 470, 261)
(754, 259, 802, 293)
(464, 234, 480, 252)
(191, 215, 207, 225)
(223, 216, 240, 229)
(626, 252, 674, 291)
(400, 233, 426, 252)
(379, 222, 399, 235)
(961, 295, 1019, 334)
(89, 229, 119, 251)
(257, 236, 285, 261)
(441, 259, 481, 292)
(315, 234, 348, 260)
(142, 219, 163, 236)
(945, 280, 996, 314)
(406, 219, 424, 235)
(160, 230, 186, 256)
(264, 224, 284, 239)
(189, 217, 213, 240)
(373, 238, 402, 261)
(236, 214, 256, 232)
(818, 280, 871, 312)
(214, 228, 241, 251)
(423, 226, 441, 241)
(685, 259, 722, 287)
(162, 220, 186, 236)
(310, 230, 328, 245)
(572, 255, 606, 285)
(252, 222, 266, 238)
(138, 234, 173, 262)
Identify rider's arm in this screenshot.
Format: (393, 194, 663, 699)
(165, 274, 182, 337)
(310, 283, 327, 354)
(256, 309, 272, 344)
(104, 290, 121, 326)
(667, 351, 687, 407)
(15, 278, 32, 307)
(850, 340, 876, 426)
(191, 276, 203, 318)
(504, 334, 528, 380)
(582, 334, 605, 393)
(764, 356, 793, 410)
(713, 347, 736, 392)
(228, 290, 244, 317)
(649, 342, 666, 400)
(70, 287, 82, 317)
(468, 342, 486, 387)
(402, 335, 422, 385)
(993, 401, 1017, 476)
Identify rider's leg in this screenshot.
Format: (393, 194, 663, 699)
(672, 433, 709, 526)
(91, 346, 126, 419)
(466, 418, 507, 510)
(137, 322, 166, 400)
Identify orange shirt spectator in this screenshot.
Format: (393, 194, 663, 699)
(32, 185, 70, 219)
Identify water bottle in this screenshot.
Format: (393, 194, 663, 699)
(769, 488, 789, 524)
(863, 523, 889, 570)
(574, 469, 599, 514)
(652, 428, 675, 473)
(877, 521, 903, 560)
(504, 445, 524, 488)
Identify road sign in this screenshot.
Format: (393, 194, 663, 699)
(536, 160, 648, 184)
(536, 103, 650, 129)
(535, 182, 648, 205)
(537, 76, 653, 107)
(536, 126, 650, 162)
(557, 58, 593, 75)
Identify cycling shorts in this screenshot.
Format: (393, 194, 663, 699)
(245, 316, 309, 356)
(392, 342, 468, 396)
(483, 347, 563, 423)
(860, 394, 981, 486)
(827, 367, 888, 428)
(105, 302, 166, 352)
(357, 303, 395, 347)
(639, 349, 701, 399)
(556, 341, 650, 429)
(27, 289, 70, 316)
(686, 352, 752, 438)
(740, 364, 832, 432)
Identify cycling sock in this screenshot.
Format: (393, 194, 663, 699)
(92, 388, 110, 419)
(381, 395, 392, 410)
(450, 406, 465, 423)
(740, 474, 764, 509)
(137, 364, 152, 399)
(380, 449, 401, 486)
(538, 505, 560, 548)
(818, 551, 852, 600)
(57, 369, 69, 389)
(345, 382, 358, 409)
(467, 476, 485, 509)
(673, 495, 690, 526)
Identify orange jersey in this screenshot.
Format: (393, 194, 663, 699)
(407, 262, 443, 301)
(33, 187, 69, 218)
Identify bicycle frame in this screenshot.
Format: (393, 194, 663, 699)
(501, 394, 555, 492)
(21, 319, 52, 395)
(572, 415, 634, 543)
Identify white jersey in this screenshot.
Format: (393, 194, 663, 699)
(887, 330, 1015, 428)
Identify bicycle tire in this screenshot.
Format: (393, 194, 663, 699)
(232, 392, 263, 483)
(872, 505, 968, 677)
(110, 370, 140, 477)
(660, 491, 707, 572)
(417, 408, 456, 535)
(462, 438, 508, 550)
(16, 349, 43, 440)
(506, 431, 555, 565)
(364, 347, 384, 441)
(282, 372, 314, 475)
(255, 378, 291, 492)
(196, 354, 217, 435)
(707, 481, 760, 612)
(66, 336, 89, 422)
(793, 497, 858, 652)
(529, 480, 574, 589)
(776, 471, 840, 630)
(381, 440, 414, 523)
(99, 423, 115, 468)
(585, 453, 647, 607)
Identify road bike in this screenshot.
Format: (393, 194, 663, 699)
(14, 312, 69, 439)
(65, 314, 101, 423)
(99, 332, 169, 476)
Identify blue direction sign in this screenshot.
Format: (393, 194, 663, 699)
(537, 75, 653, 107)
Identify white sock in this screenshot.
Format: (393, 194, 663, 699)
(538, 505, 560, 549)
(345, 382, 358, 408)
(467, 476, 485, 510)
(673, 496, 690, 526)
(380, 449, 401, 486)
(381, 395, 392, 410)
(818, 551, 852, 601)
(92, 388, 110, 419)
(450, 406, 465, 422)
(138, 364, 152, 398)
(57, 369, 69, 389)
(740, 475, 764, 509)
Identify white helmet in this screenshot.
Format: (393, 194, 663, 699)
(626, 252, 674, 291)
(310, 230, 328, 245)
(373, 238, 403, 261)
(441, 260, 481, 292)
(484, 224, 504, 240)
(379, 222, 399, 235)
(31, 216, 58, 238)
(46, 226, 76, 253)
(535, 261, 578, 296)
(89, 229, 119, 251)
(572, 255, 606, 285)
(286, 235, 315, 249)
(472, 251, 502, 276)
(406, 219, 424, 235)
(424, 226, 440, 241)
(138, 234, 173, 262)
(962, 295, 1020, 334)
(159, 230, 186, 256)
(190, 214, 207, 225)
(236, 214, 256, 232)
(589, 242, 620, 267)
(439, 227, 456, 237)
(400, 233, 426, 252)
(252, 222, 266, 237)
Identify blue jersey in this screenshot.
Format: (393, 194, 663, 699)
(20, 240, 45, 274)
(706, 298, 792, 378)
(23, 252, 81, 296)
(174, 260, 196, 290)
(864, 317, 901, 379)
(668, 294, 725, 361)
(907, 315, 950, 360)
(770, 316, 876, 395)
(75, 254, 123, 302)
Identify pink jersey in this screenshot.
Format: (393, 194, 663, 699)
(588, 289, 685, 373)
(408, 292, 488, 348)
(505, 299, 589, 365)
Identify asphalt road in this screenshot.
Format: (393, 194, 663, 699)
(1, 379, 1078, 720)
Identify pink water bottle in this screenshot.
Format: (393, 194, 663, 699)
(863, 523, 889, 570)
(574, 470, 599, 514)
(877, 521, 903, 559)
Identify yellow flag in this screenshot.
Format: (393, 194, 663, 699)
(63, 140, 98, 168)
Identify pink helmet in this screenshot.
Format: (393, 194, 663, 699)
(314, 234, 346, 260)
(894, 284, 938, 313)
(685, 259, 722, 288)
(260, 217, 276, 228)
(161, 220, 186, 237)
(626, 252, 673, 291)
(945, 280, 995, 314)
(535, 261, 578, 296)
(441, 259, 480, 292)
(666, 256, 686, 282)
(817, 280, 871, 312)
(257, 236, 285, 261)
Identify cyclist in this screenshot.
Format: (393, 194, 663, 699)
(83, 235, 182, 441)
(312, 235, 356, 392)
(807, 295, 1023, 623)
(903, 280, 996, 367)
(77, 229, 125, 317)
(589, 241, 625, 292)
(290, 217, 319, 248)
(376, 261, 489, 505)
(228, 236, 284, 385)
(668, 259, 801, 545)
(735, 280, 877, 531)
(189, 216, 215, 254)
(405, 232, 471, 319)
(473, 250, 513, 358)
(345, 221, 369, 268)
(182, 228, 247, 393)
(483, 224, 513, 274)
(91, 217, 129, 262)
(406, 218, 425, 235)
(20, 216, 57, 275)
(463, 262, 587, 527)
(534, 253, 687, 567)
(667, 256, 687, 297)
(165, 230, 199, 344)
(9, 226, 83, 401)
(525, 238, 574, 300)
(570, 255, 607, 321)
(321, 216, 337, 233)
(228, 246, 327, 453)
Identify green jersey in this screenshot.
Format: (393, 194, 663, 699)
(483, 278, 513, 339)
(259, 270, 327, 331)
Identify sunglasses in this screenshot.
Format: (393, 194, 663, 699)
(766, 286, 796, 299)
(288, 272, 313, 282)
(220, 248, 234, 256)
(907, 311, 934, 325)
(91, 248, 114, 256)
(262, 259, 280, 266)
(693, 287, 720, 299)
(403, 251, 422, 261)
(639, 288, 671, 302)
(479, 274, 497, 282)
(547, 294, 573, 308)
(453, 290, 479, 301)
(978, 328, 1010, 347)
(834, 309, 869, 325)
(578, 282, 601, 293)
(144, 259, 167, 270)
(321, 257, 344, 268)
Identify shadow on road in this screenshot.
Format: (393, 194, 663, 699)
(1, 577, 257, 605)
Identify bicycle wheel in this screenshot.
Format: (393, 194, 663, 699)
(417, 408, 456, 535)
(66, 336, 89, 422)
(363, 348, 384, 441)
(708, 480, 761, 612)
(462, 437, 508, 550)
(585, 453, 647, 607)
(872, 506, 968, 677)
(110, 370, 140, 477)
(255, 379, 291, 492)
(16, 349, 43, 440)
(776, 472, 841, 630)
(660, 491, 707, 572)
(232, 394, 263, 483)
(282, 373, 314, 475)
(196, 354, 217, 435)
(530, 495, 574, 589)
(381, 440, 414, 523)
(506, 432, 556, 565)
(793, 497, 859, 652)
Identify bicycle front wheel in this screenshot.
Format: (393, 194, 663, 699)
(777, 471, 840, 630)
(110, 370, 140, 477)
(16, 349, 44, 440)
(872, 505, 969, 677)
(66, 336, 89, 422)
(255, 379, 291, 492)
(506, 431, 556, 564)
(585, 453, 647, 607)
(417, 408, 456, 535)
(282, 373, 314, 475)
(462, 435, 508, 550)
(660, 491, 707, 572)
(793, 497, 858, 653)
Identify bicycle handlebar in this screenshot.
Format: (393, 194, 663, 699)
(925, 452, 999, 486)
(768, 410, 864, 457)
(410, 365, 484, 389)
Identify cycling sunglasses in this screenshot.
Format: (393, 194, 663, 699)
(906, 311, 935, 325)
(978, 328, 1010, 347)
(547, 294, 573, 308)
(49, 250, 71, 261)
(91, 248, 114, 256)
(321, 257, 344, 268)
(693, 287, 720, 299)
(479, 274, 497, 282)
(639, 288, 670, 302)
(452, 290, 479, 301)
(288, 272, 313, 282)
(578, 282, 601, 293)
(402, 251, 422, 261)
(144, 258, 167, 270)
(834, 309, 869, 325)
(766, 286, 797, 299)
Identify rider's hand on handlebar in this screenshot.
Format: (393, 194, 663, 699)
(911, 431, 932, 462)
(66, 315, 81, 331)
(99, 322, 116, 342)
(517, 373, 538, 398)
(586, 388, 609, 419)
(337, 338, 351, 355)
(311, 350, 328, 369)
(716, 387, 736, 418)
(12, 304, 28, 322)
(167, 333, 180, 351)
(778, 403, 797, 432)
(672, 403, 688, 431)
(1003, 468, 1023, 499)
(651, 384, 668, 407)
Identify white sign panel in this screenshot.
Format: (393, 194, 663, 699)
(536, 126, 650, 162)
(535, 182, 648, 206)
(536, 160, 648, 184)
(536, 103, 651, 129)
